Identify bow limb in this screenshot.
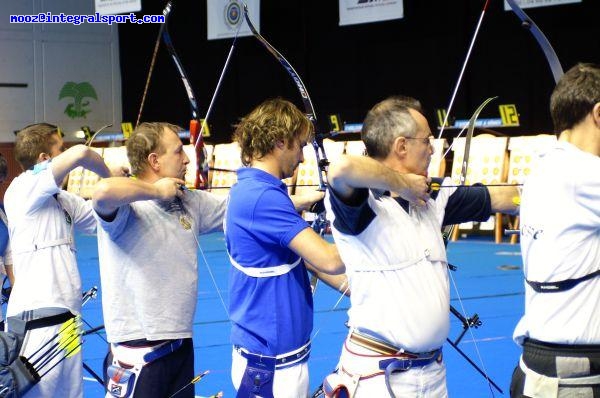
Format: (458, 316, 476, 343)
(135, 1, 208, 188)
(460, 96, 498, 186)
(194, 21, 243, 158)
(440, 0, 562, 143)
(159, 2, 208, 189)
(506, 0, 563, 84)
(74, 124, 114, 197)
(142, 3, 229, 319)
(135, 8, 167, 129)
(442, 96, 497, 241)
(243, 4, 328, 191)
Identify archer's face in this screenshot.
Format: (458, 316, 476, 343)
(281, 136, 307, 179)
(156, 128, 190, 180)
(404, 109, 434, 176)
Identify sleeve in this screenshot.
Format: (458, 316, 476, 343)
(574, 170, 600, 225)
(3, 242, 12, 267)
(193, 191, 227, 234)
(247, 188, 308, 247)
(20, 166, 61, 214)
(58, 193, 98, 234)
(93, 204, 131, 240)
(326, 186, 375, 235)
(442, 184, 492, 226)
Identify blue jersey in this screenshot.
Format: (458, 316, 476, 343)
(0, 205, 9, 255)
(226, 168, 312, 356)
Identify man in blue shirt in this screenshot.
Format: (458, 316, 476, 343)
(0, 153, 14, 328)
(226, 98, 433, 397)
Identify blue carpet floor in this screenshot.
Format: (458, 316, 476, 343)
(68, 232, 524, 397)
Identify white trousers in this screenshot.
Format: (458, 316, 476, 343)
(336, 338, 447, 398)
(231, 348, 309, 398)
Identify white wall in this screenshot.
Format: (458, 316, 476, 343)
(0, 0, 122, 142)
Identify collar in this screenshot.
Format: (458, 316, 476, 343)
(395, 196, 410, 214)
(30, 159, 51, 174)
(373, 189, 411, 214)
(376, 176, 443, 214)
(237, 167, 287, 190)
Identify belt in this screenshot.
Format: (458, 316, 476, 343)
(111, 339, 184, 366)
(234, 342, 311, 369)
(379, 351, 442, 372)
(524, 338, 600, 354)
(348, 330, 442, 368)
(349, 330, 403, 356)
(7, 308, 76, 337)
(519, 356, 600, 387)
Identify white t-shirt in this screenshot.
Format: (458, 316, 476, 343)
(95, 190, 226, 343)
(514, 141, 600, 345)
(5, 163, 96, 316)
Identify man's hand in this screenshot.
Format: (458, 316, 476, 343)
(154, 178, 186, 201)
(291, 190, 326, 212)
(396, 174, 431, 207)
(110, 165, 130, 177)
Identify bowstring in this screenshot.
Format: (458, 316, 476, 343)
(437, 0, 491, 140)
(192, 230, 230, 319)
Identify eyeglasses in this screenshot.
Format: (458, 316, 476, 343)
(404, 135, 434, 146)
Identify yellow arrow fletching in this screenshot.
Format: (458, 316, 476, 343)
(58, 317, 81, 357)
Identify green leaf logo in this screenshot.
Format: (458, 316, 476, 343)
(59, 82, 98, 119)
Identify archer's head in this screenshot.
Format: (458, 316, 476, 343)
(362, 96, 434, 177)
(551, 63, 600, 138)
(14, 123, 65, 171)
(127, 122, 190, 182)
(234, 98, 314, 179)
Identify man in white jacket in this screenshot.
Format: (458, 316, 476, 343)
(510, 63, 600, 397)
(323, 96, 518, 397)
(5, 123, 117, 397)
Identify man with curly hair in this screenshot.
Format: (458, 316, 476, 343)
(226, 98, 429, 397)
